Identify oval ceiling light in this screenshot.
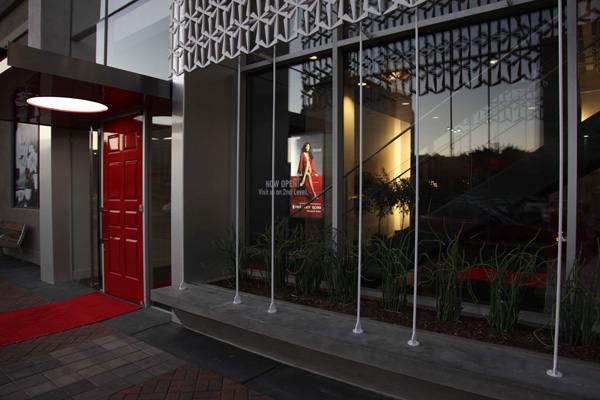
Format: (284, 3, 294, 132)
(26, 96, 108, 113)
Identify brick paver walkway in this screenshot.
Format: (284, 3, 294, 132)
(0, 277, 275, 400)
(104, 365, 274, 400)
(0, 279, 50, 312)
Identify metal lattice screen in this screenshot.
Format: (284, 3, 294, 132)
(170, 0, 432, 74)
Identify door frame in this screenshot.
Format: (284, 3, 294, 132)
(99, 109, 150, 307)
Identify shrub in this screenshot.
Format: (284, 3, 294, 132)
(321, 228, 358, 304)
(425, 223, 467, 321)
(475, 236, 546, 331)
(288, 225, 325, 295)
(372, 228, 414, 312)
(256, 218, 290, 288)
(559, 242, 600, 346)
(212, 223, 253, 286)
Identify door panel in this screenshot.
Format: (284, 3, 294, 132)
(103, 116, 144, 304)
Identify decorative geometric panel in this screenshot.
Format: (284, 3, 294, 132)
(345, 0, 504, 38)
(170, 0, 432, 75)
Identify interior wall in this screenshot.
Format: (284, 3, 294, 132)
(183, 62, 236, 282)
(343, 90, 413, 238)
(0, 121, 40, 264)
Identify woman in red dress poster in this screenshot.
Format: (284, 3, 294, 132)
(297, 142, 318, 199)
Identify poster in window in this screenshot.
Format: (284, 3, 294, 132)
(289, 133, 323, 218)
(14, 123, 39, 208)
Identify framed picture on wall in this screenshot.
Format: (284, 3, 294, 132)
(14, 123, 39, 208)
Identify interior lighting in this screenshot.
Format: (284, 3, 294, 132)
(490, 59, 499, 65)
(387, 71, 409, 82)
(402, 102, 410, 106)
(27, 96, 108, 113)
(358, 82, 367, 86)
(528, 106, 536, 110)
(432, 116, 439, 119)
(309, 55, 318, 60)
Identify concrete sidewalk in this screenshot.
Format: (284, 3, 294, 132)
(0, 255, 392, 400)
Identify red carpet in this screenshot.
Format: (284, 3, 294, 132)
(0, 291, 140, 346)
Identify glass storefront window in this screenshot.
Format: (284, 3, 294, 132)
(105, 0, 170, 79)
(343, 5, 559, 309)
(150, 116, 172, 308)
(577, 0, 600, 278)
(107, 0, 136, 15)
(246, 57, 333, 253)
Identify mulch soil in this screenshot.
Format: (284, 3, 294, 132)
(212, 278, 600, 364)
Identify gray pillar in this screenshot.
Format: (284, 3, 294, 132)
(39, 126, 53, 282)
(28, 0, 72, 55)
(39, 126, 73, 283)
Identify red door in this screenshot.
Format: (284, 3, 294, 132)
(102, 115, 144, 305)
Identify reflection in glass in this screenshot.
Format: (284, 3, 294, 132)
(576, 1, 600, 284)
(345, 0, 504, 38)
(107, 0, 134, 15)
(150, 118, 171, 308)
(106, 0, 170, 79)
(344, 6, 559, 309)
(247, 57, 333, 250)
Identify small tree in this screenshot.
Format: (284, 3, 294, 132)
(360, 168, 412, 236)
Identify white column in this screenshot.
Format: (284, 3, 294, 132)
(269, 46, 277, 314)
(172, 73, 186, 291)
(408, 6, 421, 348)
(353, 22, 364, 335)
(548, 0, 564, 378)
(234, 56, 242, 305)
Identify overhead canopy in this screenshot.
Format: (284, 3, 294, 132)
(0, 42, 171, 129)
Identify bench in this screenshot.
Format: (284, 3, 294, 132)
(0, 221, 26, 263)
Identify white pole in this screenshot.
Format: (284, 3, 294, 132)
(233, 56, 242, 305)
(353, 22, 364, 334)
(408, 5, 420, 348)
(269, 45, 278, 314)
(547, 0, 564, 378)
